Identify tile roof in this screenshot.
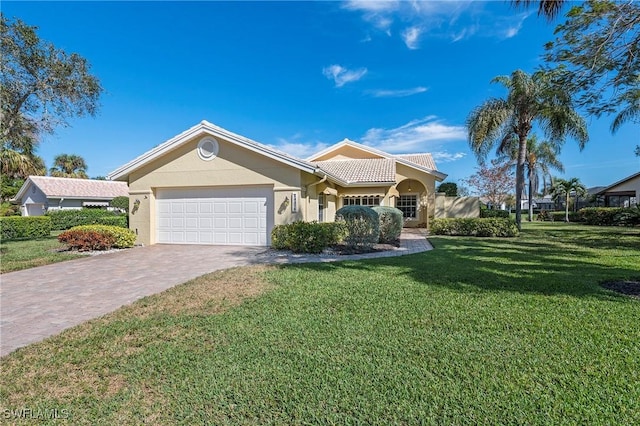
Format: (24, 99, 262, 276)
(29, 176, 129, 199)
(316, 158, 396, 183)
(395, 154, 437, 170)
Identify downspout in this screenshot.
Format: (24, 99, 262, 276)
(304, 174, 328, 221)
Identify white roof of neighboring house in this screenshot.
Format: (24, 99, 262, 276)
(14, 176, 129, 201)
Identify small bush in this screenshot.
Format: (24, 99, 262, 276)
(58, 229, 116, 251)
(480, 209, 510, 218)
(46, 209, 127, 230)
(270, 221, 345, 253)
(110, 196, 129, 212)
(371, 206, 403, 243)
(0, 216, 52, 240)
(335, 206, 380, 250)
(431, 218, 519, 237)
(536, 210, 553, 221)
(58, 225, 136, 250)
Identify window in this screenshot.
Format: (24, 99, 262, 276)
(318, 193, 325, 222)
(343, 196, 381, 207)
(397, 194, 417, 219)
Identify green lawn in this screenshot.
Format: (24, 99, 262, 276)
(0, 233, 83, 273)
(1, 222, 639, 424)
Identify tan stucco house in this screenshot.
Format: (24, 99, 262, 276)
(595, 171, 640, 208)
(108, 120, 447, 246)
(13, 176, 129, 216)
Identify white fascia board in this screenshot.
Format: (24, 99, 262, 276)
(108, 120, 316, 181)
(12, 177, 34, 202)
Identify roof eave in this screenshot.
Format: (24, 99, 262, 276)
(108, 121, 317, 181)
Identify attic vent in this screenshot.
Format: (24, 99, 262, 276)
(197, 137, 219, 161)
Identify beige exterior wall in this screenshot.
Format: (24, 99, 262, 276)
(127, 135, 311, 245)
(434, 194, 480, 218)
(394, 163, 438, 228)
(312, 145, 383, 161)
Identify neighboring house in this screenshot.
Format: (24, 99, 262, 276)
(596, 171, 640, 207)
(521, 195, 555, 211)
(108, 120, 447, 247)
(13, 176, 129, 216)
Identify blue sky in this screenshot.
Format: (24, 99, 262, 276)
(5, 1, 639, 189)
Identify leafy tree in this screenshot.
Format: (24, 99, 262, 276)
(635, 145, 640, 157)
(542, 0, 640, 132)
(466, 69, 588, 229)
(0, 15, 102, 175)
(550, 177, 587, 222)
(436, 182, 458, 197)
(49, 154, 88, 178)
(110, 196, 129, 213)
(463, 159, 515, 210)
(1, 176, 24, 202)
(500, 135, 564, 222)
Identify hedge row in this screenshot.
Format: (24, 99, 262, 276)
(0, 216, 52, 240)
(58, 225, 136, 251)
(271, 221, 345, 253)
(480, 209, 510, 218)
(431, 218, 519, 237)
(537, 207, 639, 226)
(47, 209, 127, 230)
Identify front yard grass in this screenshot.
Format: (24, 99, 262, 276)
(0, 233, 83, 274)
(1, 222, 639, 424)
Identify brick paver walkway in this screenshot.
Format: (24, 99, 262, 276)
(0, 229, 432, 357)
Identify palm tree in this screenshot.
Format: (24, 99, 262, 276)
(500, 135, 565, 222)
(466, 69, 588, 229)
(551, 177, 587, 222)
(611, 87, 640, 134)
(512, 0, 565, 21)
(49, 154, 88, 178)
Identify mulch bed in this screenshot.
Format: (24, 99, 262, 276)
(600, 279, 640, 299)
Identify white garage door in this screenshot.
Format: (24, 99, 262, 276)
(156, 187, 270, 246)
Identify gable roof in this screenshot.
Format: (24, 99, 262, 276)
(14, 176, 129, 201)
(108, 120, 317, 181)
(310, 139, 446, 181)
(316, 158, 396, 185)
(596, 171, 640, 195)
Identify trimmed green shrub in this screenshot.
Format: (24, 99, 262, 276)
(0, 216, 52, 240)
(335, 205, 380, 250)
(94, 215, 128, 228)
(270, 221, 345, 253)
(536, 210, 581, 222)
(536, 210, 553, 221)
(480, 209, 510, 218)
(371, 206, 403, 243)
(59, 224, 136, 249)
(431, 218, 519, 237)
(46, 209, 127, 230)
(578, 207, 640, 226)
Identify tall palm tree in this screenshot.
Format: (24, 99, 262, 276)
(49, 154, 88, 179)
(611, 87, 640, 133)
(551, 177, 587, 222)
(466, 69, 588, 229)
(500, 135, 565, 222)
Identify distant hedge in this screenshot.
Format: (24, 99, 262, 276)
(431, 218, 519, 237)
(536, 207, 639, 226)
(480, 209, 510, 218)
(0, 216, 52, 240)
(46, 209, 127, 230)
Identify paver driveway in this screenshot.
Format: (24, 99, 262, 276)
(0, 229, 432, 357)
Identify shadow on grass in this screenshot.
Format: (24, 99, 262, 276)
(277, 226, 640, 301)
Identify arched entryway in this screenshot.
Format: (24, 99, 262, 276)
(392, 179, 426, 227)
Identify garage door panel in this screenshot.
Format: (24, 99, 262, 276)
(157, 188, 269, 246)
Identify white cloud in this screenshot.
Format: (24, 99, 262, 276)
(367, 86, 428, 98)
(360, 116, 466, 153)
(343, 1, 533, 45)
(323, 64, 368, 87)
(271, 138, 329, 159)
(401, 26, 422, 49)
(432, 151, 467, 162)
